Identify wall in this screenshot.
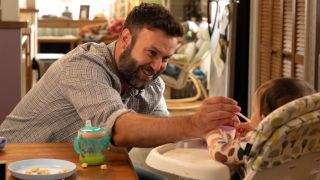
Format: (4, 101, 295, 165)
(248, 0, 259, 115)
(36, 0, 115, 20)
(305, 0, 318, 89)
(1, 0, 19, 21)
(0, 0, 23, 122)
(0, 29, 21, 122)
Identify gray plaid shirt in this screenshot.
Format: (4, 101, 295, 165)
(0, 42, 169, 143)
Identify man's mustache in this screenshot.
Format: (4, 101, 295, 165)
(141, 65, 156, 76)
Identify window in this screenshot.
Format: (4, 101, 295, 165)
(258, 0, 306, 86)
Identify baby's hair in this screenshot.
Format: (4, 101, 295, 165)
(257, 78, 315, 116)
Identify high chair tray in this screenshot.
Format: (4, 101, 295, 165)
(146, 138, 230, 180)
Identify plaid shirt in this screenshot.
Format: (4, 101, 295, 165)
(0, 42, 169, 143)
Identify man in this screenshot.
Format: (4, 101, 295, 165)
(0, 3, 240, 154)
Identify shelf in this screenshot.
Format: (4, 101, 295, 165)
(20, 8, 39, 13)
(0, 21, 28, 29)
(38, 19, 106, 28)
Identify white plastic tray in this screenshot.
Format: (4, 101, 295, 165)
(146, 138, 230, 180)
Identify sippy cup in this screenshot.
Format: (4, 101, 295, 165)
(74, 120, 110, 165)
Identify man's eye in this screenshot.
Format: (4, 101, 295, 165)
(147, 50, 157, 57)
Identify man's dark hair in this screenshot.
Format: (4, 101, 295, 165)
(122, 3, 183, 37)
(258, 78, 315, 116)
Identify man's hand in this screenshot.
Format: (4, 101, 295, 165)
(190, 96, 241, 138)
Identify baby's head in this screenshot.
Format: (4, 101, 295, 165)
(250, 78, 315, 126)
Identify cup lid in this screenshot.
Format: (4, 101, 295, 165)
(79, 120, 105, 135)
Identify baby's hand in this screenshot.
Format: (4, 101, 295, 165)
(235, 122, 254, 138)
(224, 116, 240, 127)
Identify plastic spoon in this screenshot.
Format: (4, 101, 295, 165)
(236, 112, 251, 123)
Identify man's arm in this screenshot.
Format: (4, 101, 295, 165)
(112, 96, 241, 147)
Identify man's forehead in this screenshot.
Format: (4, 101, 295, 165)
(136, 29, 177, 49)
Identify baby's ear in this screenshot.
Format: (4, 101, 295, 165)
(257, 114, 265, 125)
(251, 114, 264, 127)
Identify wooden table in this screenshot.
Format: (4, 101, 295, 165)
(1, 143, 138, 180)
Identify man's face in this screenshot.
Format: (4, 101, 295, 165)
(118, 42, 159, 89)
(117, 28, 178, 90)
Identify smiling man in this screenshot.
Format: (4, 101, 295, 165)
(116, 28, 176, 90)
(0, 3, 240, 179)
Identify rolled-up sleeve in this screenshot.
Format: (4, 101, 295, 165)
(150, 78, 169, 117)
(59, 55, 129, 137)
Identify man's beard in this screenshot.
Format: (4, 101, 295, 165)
(118, 44, 161, 90)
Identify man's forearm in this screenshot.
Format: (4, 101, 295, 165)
(112, 96, 241, 148)
(112, 112, 195, 147)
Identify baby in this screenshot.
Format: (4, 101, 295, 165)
(206, 78, 315, 164)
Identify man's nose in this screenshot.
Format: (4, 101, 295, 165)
(150, 56, 163, 73)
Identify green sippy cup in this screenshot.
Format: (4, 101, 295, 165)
(74, 120, 110, 165)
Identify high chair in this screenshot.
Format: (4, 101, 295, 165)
(146, 93, 320, 180)
(244, 92, 320, 180)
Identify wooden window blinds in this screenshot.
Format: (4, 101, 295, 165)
(258, 0, 306, 86)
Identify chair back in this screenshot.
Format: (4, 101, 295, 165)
(161, 40, 210, 90)
(244, 93, 320, 180)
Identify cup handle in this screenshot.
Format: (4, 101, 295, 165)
(104, 133, 110, 148)
(0, 137, 7, 145)
(0, 137, 7, 149)
(73, 136, 83, 154)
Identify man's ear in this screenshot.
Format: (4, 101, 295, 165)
(119, 28, 132, 49)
